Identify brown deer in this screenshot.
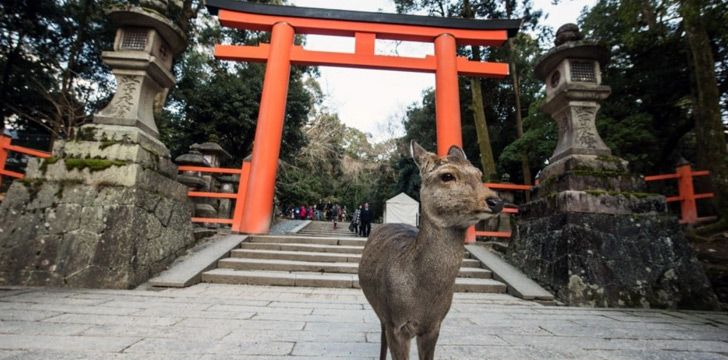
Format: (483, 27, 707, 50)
(358, 141, 502, 360)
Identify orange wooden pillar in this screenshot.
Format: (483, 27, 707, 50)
(239, 22, 295, 234)
(231, 159, 252, 232)
(434, 34, 476, 243)
(676, 163, 698, 224)
(434, 34, 463, 156)
(0, 136, 10, 185)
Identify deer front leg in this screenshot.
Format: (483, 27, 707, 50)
(416, 326, 441, 360)
(384, 324, 411, 360)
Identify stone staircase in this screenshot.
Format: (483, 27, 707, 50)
(202, 221, 507, 293)
(295, 219, 365, 237)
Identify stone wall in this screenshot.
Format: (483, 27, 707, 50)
(0, 181, 193, 288)
(0, 125, 195, 289)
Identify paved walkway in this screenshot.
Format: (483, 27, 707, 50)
(0, 284, 726, 360)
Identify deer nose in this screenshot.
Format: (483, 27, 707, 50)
(486, 197, 503, 213)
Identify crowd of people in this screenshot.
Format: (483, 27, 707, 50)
(282, 202, 373, 237)
(285, 203, 347, 223)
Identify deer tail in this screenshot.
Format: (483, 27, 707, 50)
(380, 323, 387, 360)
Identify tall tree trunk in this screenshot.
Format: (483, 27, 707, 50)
(679, 0, 728, 227)
(463, 0, 497, 180)
(503, 0, 531, 196)
(470, 73, 497, 179)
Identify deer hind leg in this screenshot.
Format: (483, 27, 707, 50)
(379, 323, 387, 360)
(416, 326, 441, 360)
(384, 324, 411, 360)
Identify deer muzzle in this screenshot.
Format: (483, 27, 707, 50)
(485, 197, 503, 213)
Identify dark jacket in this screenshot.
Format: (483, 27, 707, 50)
(360, 207, 372, 223)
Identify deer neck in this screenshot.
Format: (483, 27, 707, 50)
(414, 215, 467, 276)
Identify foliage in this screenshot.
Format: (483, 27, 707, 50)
(276, 107, 398, 220)
(159, 3, 311, 165)
(0, 0, 116, 140)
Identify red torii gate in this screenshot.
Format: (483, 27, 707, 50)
(206, 0, 521, 235)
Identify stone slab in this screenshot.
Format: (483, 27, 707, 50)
(240, 242, 364, 254)
(286, 220, 311, 234)
(148, 234, 247, 287)
(231, 249, 361, 263)
(218, 258, 360, 274)
(453, 278, 507, 293)
(466, 244, 555, 300)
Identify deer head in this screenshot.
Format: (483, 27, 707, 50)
(411, 141, 502, 229)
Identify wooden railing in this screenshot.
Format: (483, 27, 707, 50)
(474, 182, 533, 239)
(0, 135, 51, 184)
(644, 163, 714, 224)
(178, 160, 251, 232)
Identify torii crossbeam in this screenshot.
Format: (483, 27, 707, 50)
(206, 0, 521, 234)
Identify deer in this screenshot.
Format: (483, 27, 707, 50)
(358, 141, 503, 360)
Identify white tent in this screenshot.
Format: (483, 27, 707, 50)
(384, 193, 420, 226)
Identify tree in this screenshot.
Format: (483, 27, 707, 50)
(579, 0, 728, 226)
(394, 0, 544, 182)
(160, 4, 310, 164)
(678, 0, 728, 228)
(0, 0, 115, 142)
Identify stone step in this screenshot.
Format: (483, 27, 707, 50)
(452, 278, 507, 293)
(240, 242, 364, 254)
(202, 268, 505, 293)
(219, 258, 360, 273)
(457, 267, 492, 279)
(218, 258, 491, 278)
(202, 269, 355, 288)
(249, 235, 366, 246)
(296, 232, 358, 238)
(461, 258, 481, 268)
(231, 249, 361, 263)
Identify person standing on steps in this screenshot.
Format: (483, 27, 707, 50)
(359, 202, 372, 237)
(351, 205, 361, 235)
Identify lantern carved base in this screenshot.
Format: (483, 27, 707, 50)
(508, 207, 719, 309)
(0, 125, 194, 289)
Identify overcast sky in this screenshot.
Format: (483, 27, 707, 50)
(290, 0, 596, 141)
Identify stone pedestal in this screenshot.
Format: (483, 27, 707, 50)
(0, 125, 193, 288)
(506, 24, 717, 309)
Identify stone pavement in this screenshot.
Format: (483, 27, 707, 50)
(0, 284, 726, 360)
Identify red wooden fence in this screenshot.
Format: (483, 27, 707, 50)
(0, 135, 51, 184)
(178, 159, 251, 232)
(644, 163, 714, 224)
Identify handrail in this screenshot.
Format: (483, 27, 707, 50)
(178, 161, 251, 229)
(644, 164, 714, 224)
(0, 135, 52, 181)
(178, 165, 242, 174)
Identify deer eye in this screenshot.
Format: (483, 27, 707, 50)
(440, 173, 455, 182)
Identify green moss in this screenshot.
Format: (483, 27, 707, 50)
(595, 155, 624, 163)
(64, 158, 128, 172)
(99, 139, 122, 150)
(39, 156, 60, 173)
(585, 190, 655, 198)
(570, 168, 629, 178)
(75, 127, 97, 141)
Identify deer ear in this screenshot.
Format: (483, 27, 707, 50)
(410, 140, 431, 169)
(447, 145, 467, 162)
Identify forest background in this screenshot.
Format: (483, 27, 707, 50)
(1, 0, 726, 223)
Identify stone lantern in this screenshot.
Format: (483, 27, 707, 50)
(93, 3, 186, 138)
(505, 24, 717, 309)
(536, 23, 612, 163)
